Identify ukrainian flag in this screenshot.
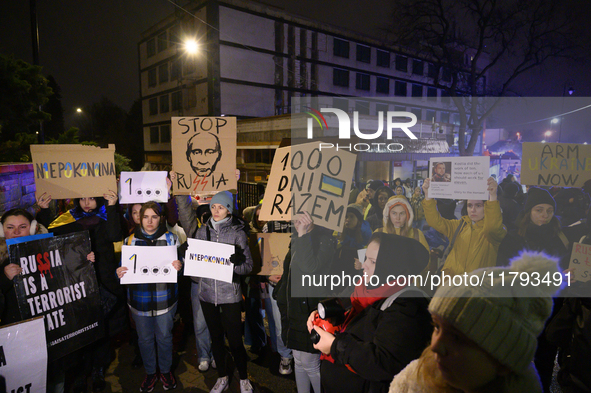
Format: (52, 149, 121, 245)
(320, 174, 345, 197)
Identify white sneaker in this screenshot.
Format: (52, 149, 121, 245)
(279, 357, 293, 375)
(211, 359, 217, 369)
(210, 376, 229, 393)
(198, 360, 210, 372)
(240, 379, 254, 393)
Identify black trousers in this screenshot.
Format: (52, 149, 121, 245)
(200, 300, 248, 380)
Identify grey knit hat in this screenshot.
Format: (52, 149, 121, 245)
(429, 251, 562, 373)
(210, 191, 234, 214)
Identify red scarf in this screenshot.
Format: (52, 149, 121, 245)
(320, 281, 405, 370)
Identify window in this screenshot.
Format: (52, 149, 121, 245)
(150, 126, 159, 143)
(171, 91, 182, 111)
(149, 98, 158, 115)
(158, 64, 169, 83)
(440, 111, 450, 123)
(411, 84, 423, 97)
(412, 59, 424, 75)
(427, 63, 437, 78)
(170, 60, 181, 81)
(394, 80, 407, 96)
(148, 68, 157, 87)
(451, 113, 460, 125)
(375, 103, 389, 115)
(376, 77, 389, 94)
(333, 38, 349, 58)
(333, 68, 349, 87)
(187, 86, 197, 108)
(169, 25, 180, 44)
(356, 73, 370, 90)
(394, 105, 406, 112)
(441, 89, 451, 104)
(355, 101, 370, 115)
(395, 55, 407, 72)
(160, 125, 171, 143)
(427, 87, 438, 101)
(410, 107, 422, 120)
(333, 97, 349, 112)
(356, 44, 371, 63)
(425, 109, 436, 123)
(159, 94, 169, 113)
(442, 67, 452, 82)
(377, 50, 390, 68)
(157, 32, 167, 52)
(147, 39, 156, 58)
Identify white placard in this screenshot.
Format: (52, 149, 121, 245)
(120, 245, 178, 284)
(0, 317, 47, 393)
(357, 249, 366, 263)
(569, 242, 591, 282)
(428, 156, 490, 200)
(119, 171, 168, 203)
(184, 238, 235, 283)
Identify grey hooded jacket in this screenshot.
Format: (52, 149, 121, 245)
(176, 195, 253, 304)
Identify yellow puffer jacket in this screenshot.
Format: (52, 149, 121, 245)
(375, 226, 430, 253)
(423, 199, 506, 276)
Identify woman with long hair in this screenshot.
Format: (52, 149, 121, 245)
(376, 195, 429, 252)
(422, 177, 506, 276)
(308, 232, 432, 393)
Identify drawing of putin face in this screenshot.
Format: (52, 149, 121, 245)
(186, 132, 222, 178)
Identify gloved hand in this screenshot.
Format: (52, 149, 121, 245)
(229, 251, 246, 266)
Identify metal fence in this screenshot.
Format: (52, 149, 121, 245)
(237, 181, 266, 213)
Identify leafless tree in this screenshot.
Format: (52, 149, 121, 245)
(383, 0, 583, 155)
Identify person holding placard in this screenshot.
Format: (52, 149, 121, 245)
(375, 195, 430, 252)
(176, 189, 254, 393)
(422, 177, 506, 276)
(116, 201, 182, 392)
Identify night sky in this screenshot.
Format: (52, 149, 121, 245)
(1, 0, 590, 142)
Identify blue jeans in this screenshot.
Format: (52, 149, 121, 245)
(268, 284, 292, 359)
(293, 349, 321, 393)
(191, 282, 212, 362)
(132, 304, 177, 375)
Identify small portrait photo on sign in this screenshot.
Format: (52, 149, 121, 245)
(431, 161, 452, 182)
(171, 116, 237, 194)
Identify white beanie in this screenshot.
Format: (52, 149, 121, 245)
(429, 251, 562, 374)
(383, 195, 413, 228)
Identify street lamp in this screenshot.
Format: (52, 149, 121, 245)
(183, 39, 199, 55)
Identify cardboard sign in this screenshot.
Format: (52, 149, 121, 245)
(257, 233, 290, 275)
(171, 117, 237, 194)
(569, 242, 591, 282)
(428, 156, 490, 200)
(120, 245, 178, 284)
(184, 238, 235, 283)
(119, 171, 168, 203)
(259, 142, 356, 232)
(9, 232, 102, 361)
(31, 144, 117, 199)
(521, 142, 591, 187)
(0, 317, 47, 393)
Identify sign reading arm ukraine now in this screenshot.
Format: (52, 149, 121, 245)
(521, 142, 591, 187)
(31, 144, 117, 199)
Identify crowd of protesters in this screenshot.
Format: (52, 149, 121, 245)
(1, 173, 590, 393)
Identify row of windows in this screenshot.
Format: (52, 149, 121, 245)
(150, 125, 171, 144)
(333, 69, 449, 101)
(330, 97, 458, 124)
(146, 25, 181, 58)
(148, 60, 182, 87)
(148, 91, 183, 116)
(333, 38, 451, 81)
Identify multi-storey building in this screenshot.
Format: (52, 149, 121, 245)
(138, 0, 481, 181)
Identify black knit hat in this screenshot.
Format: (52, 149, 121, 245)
(524, 187, 556, 213)
(368, 180, 384, 191)
(346, 204, 364, 223)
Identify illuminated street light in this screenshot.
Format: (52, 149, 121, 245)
(551, 118, 559, 124)
(184, 39, 198, 55)
(541, 140, 546, 143)
(76, 108, 83, 113)
(544, 130, 552, 137)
